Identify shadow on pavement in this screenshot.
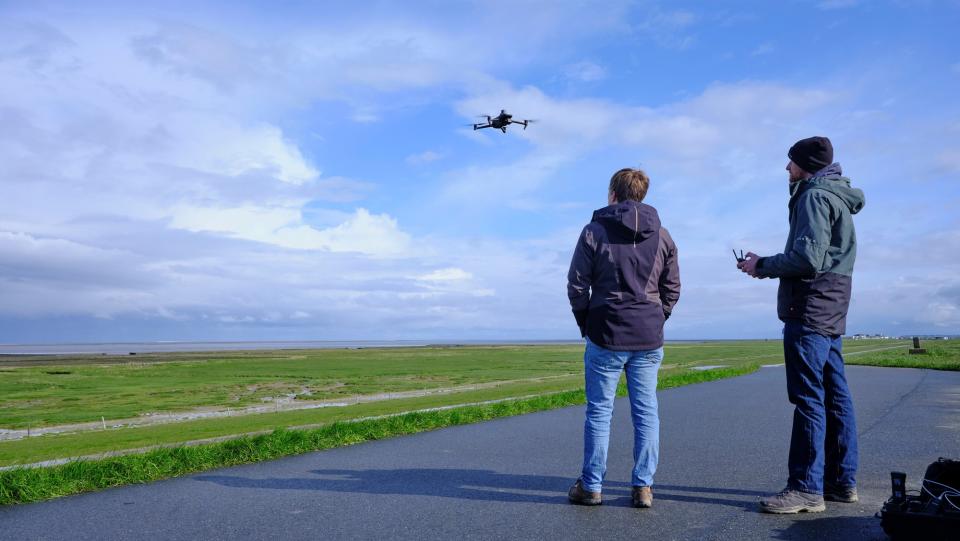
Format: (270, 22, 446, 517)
(655, 484, 768, 497)
(769, 515, 886, 540)
(647, 484, 773, 510)
(194, 469, 770, 509)
(195, 469, 569, 504)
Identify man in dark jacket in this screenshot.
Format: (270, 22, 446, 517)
(566, 168, 680, 509)
(738, 136, 865, 514)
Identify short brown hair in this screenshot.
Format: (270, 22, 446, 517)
(608, 168, 649, 202)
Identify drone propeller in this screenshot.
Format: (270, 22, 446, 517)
(508, 119, 536, 130)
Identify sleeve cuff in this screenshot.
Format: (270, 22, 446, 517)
(755, 257, 770, 277)
(573, 309, 588, 337)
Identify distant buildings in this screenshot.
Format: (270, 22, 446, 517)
(849, 334, 892, 340)
(848, 334, 952, 340)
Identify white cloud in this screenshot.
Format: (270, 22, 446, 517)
(0, 20, 79, 72)
(170, 206, 411, 256)
(130, 21, 268, 93)
(351, 110, 380, 123)
(305, 177, 374, 203)
(307, 208, 412, 256)
(0, 3, 955, 342)
(441, 150, 573, 208)
(447, 75, 959, 338)
(418, 267, 472, 282)
(0, 231, 151, 289)
(450, 81, 842, 207)
(459, 81, 840, 155)
(565, 61, 607, 82)
(0, 7, 612, 337)
(406, 150, 442, 165)
(456, 84, 623, 148)
(160, 115, 320, 184)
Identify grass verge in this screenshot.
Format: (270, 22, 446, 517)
(0, 374, 586, 467)
(0, 363, 757, 506)
(846, 341, 960, 371)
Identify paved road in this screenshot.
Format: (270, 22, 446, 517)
(2, 365, 958, 540)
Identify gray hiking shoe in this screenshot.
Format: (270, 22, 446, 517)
(568, 479, 602, 506)
(823, 482, 858, 503)
(759, 487, 826, 514)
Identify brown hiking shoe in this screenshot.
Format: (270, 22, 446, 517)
(632, 486, 653, 508)
(568, 479, 602, 506)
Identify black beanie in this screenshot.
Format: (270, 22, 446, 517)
(788, 136, 834, 174)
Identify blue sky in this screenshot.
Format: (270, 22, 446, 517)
(1, 0, 958, 343)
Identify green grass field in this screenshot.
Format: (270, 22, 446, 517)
(3, 337, 955, 506)
(845, 339, 960, 370)
(0, 341, 801, 429)
(0, 346, 588, 429)
(0, 339, 913, 467)
(0, 340, 875, 429)
(0, 365, 759, 506)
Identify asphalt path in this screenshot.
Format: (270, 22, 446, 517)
(2, 365, 958, 540)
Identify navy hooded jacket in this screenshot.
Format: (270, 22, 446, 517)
(567, 200, 681, 350)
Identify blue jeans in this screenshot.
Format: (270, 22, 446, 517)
(580, 338, 663, 492)
(783, 320, 859, 494)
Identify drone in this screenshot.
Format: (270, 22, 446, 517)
(473, 110, 534, 133)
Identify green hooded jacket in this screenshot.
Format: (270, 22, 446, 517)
(757, 163, 865, 336)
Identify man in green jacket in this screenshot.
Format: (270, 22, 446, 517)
(738, 136, 865, 513)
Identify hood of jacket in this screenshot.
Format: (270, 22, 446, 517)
(789, 163, 865, 215)
(591, 200, 660, 242)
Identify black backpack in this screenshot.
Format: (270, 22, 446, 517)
(880, 458, 960, 540)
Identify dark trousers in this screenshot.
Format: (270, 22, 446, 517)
(783, 320, 859, 494)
